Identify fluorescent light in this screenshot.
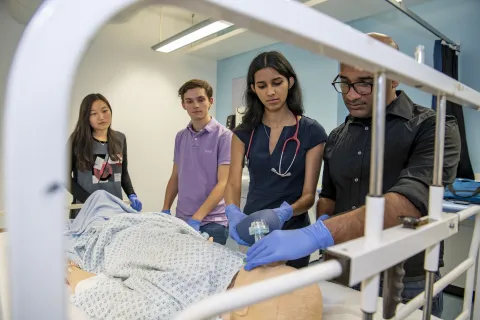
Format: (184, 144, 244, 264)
(152, 19, 233, 53)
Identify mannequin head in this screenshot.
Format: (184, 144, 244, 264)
(227, 265, 323, 320)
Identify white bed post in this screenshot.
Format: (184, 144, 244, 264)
(422, 95, 447, 320)
(473, 246, 480, 320)
(460, 213, 480, 320)
(361, 72, 387, 320)
(2, 0, 139, 318)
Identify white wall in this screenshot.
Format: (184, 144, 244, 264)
(0, 2, 217, 220)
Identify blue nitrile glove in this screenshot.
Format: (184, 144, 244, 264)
(225, 204, 249, 246)
(187, 218, 202, 232)
(128, 194, 142, 212)
(161, 209, 171, 215)
(273, 201, 294, 226)
(244, 217, 334, 270)
(319, 214, 330, 221)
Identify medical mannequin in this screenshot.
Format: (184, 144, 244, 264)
(66, 244, 324, 320)
(225, 265, 323, 320)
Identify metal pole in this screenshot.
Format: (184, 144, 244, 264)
(473, 245, 480, 320)
(362, 71, 387, 320)
(384, 0, 460, 52)
(423, 95, 446, 320)
(432, 96, 446, 187)
(423, 271, 436, 320)
(368, 72, 387, 196)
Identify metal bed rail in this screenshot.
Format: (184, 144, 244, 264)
(396, 207, 480, 320)
(173, 206, 480, 320)
(2, 0, 480, 319)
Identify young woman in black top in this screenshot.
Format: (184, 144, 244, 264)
(68, 93, 142, 218)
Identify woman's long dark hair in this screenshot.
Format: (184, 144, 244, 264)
(238, 51, 304, 131)
(70, 93, 121, 171)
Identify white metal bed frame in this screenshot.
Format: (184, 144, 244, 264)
(2, 0, 480, 319)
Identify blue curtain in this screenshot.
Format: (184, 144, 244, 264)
(432, 40, 474, 180)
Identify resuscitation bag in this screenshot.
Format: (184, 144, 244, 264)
(236, 209, 282, 246)
(444, 178, 480, 204)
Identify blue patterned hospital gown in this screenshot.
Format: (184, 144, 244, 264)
(68, 210, 244, 319)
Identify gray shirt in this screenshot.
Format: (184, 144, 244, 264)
(69, 131, 135, 205)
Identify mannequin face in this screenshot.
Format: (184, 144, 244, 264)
(227, 265, 323, 320)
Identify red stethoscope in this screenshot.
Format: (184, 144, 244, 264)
(244, 115, 300, 177)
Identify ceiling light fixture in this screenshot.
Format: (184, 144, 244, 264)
(152, 19, 233, 53)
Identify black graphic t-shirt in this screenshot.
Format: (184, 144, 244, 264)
(69, 131, 135, 204)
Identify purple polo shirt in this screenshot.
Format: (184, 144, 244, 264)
(174, 117, 232, 226)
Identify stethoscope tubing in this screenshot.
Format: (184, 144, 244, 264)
(245, 115, 300, 177)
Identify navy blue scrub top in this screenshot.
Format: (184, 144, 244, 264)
(234, 116, 328, 231)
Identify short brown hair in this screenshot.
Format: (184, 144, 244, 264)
(178, 79, 213, 101)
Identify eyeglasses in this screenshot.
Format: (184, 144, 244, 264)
(331, 75, 373, 95)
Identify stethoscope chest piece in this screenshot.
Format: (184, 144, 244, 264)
(271, 167, 292, 177)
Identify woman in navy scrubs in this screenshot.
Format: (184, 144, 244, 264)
(224, 51, 328, 269)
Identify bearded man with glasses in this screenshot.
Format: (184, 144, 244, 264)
(317, 32, 461, 317)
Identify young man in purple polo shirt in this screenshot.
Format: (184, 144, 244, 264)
(162, 79, 232, 245)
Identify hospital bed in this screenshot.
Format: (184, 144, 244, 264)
(2, 0, 480, 319)
(0, 231, 439, 320)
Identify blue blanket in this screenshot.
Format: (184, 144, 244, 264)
(64, 190, 136, 264)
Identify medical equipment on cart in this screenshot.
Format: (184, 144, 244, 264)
(244, 112, 300, 177)
(3, 0, 480, 320)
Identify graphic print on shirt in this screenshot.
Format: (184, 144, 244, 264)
(92, 154, 122, 184)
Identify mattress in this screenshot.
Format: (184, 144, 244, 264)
(0, 232, 438, 320)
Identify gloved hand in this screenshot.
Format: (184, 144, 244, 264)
(225, 204, 249, 246)
(187, 218, 202, 232)
(128, 194, 142, 212)
(233, 202, 293, 246)
(244, 217, 334, 271)
(161, 209, 171, 215)
(234, 207, 286, 246)
(273, 201, 293, 226)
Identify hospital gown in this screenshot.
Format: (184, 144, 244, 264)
(66, 191, 245, 320)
